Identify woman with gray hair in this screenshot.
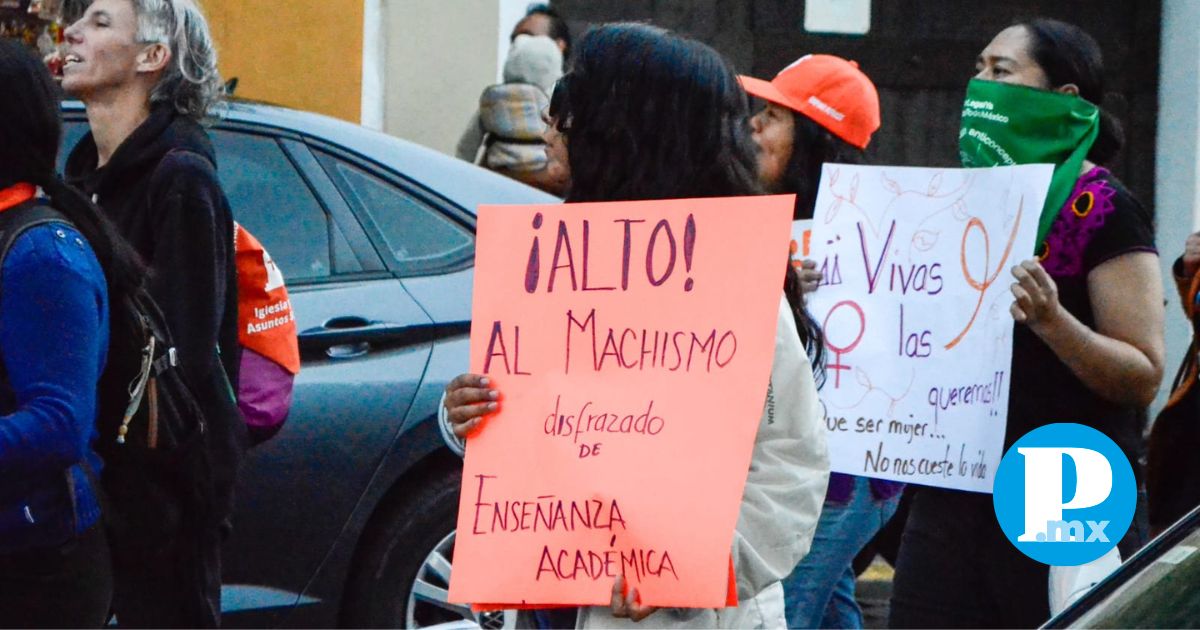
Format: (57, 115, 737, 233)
(61, 0, 244, 626)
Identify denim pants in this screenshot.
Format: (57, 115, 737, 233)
(781, 476, 900, 629)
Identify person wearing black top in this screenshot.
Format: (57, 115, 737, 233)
(59, 0, 243, 626)
(889, 20, 1164, 629)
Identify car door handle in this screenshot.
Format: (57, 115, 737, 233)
(298, 319, 470, 356)
(318, 315, 373, 360)
(299, 320, 415, 351)
(325, 341, 371, 360)
(324, 316, 371, 329)
(303, 320, 408, 361)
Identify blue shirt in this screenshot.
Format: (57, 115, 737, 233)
(0, 220, 108, 548)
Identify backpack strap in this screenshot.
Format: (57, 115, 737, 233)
(150, 150, 240, 406)
(154, 148, 215, 178)
(477, 132, 493, 165)
(0, 201, 73, 272)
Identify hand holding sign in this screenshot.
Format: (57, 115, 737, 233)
(1009, 260, 1063, 329)
(790, 219, 822, 294)
(448, 195, 794, 609)
(807, 164, 1051, 493)
(610, 575, 658, 622)
(444, 374, 500, 437)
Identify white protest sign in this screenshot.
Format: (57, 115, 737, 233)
(807, 164, 1051, 492)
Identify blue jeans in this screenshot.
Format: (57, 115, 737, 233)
(782, 476, 900, 629)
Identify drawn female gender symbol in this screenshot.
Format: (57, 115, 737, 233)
(823, 300, 866, 388)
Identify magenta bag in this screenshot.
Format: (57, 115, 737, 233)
(235, 224, 299, 446)
(238, 348, 295, 444)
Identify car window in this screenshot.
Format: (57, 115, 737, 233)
(212, 131, 358, 282)
(60, 120, 89, 171)
(1072, 527, 1200, 627)
(316, 153, 473, 275)
(59, 123, 359, 283)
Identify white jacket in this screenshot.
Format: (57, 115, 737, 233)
(576, 296, 830, 629)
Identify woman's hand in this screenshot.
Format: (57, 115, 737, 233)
(1183, 232, 1200, 279)
(442, 373, 500, 438)
(1007, 252, 1164, 408)
(796, 258, 822, 294)
(1010, 260, 1062, 331)
(609, 575, 657, 622)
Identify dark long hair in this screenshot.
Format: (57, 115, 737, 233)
(771, 111, 865, 377)
(781, 112, 866, 221)
(0, 40, 145, 299)
(551, 23, 825, 377)
(1018, 18, 1123, 165)
(553, 23, 760, 203)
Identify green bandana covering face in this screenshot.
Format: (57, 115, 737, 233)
(959, 78, 1100, 253)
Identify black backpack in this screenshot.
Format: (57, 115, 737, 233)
(0, 201, 218, 560)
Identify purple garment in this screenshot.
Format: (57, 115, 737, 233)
(237, 348, 294, 445)
(826, 472, 904, 505)
(1040, 166, 1117, 278)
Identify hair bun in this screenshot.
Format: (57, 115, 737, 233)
(1088, 102, 1125, 165)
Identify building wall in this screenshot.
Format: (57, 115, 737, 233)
(1155, 0, 1200, 411)
(557, 0, 1188, 412)
(381, 0, 515, 156)
(204, 0, 364, 123)
(204, 0, 530, 150)
(556, 1, 1160, 203)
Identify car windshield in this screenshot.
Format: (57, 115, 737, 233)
(1071, 525, 1200, 628)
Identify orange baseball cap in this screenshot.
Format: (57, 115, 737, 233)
(740, 54, 881, 149)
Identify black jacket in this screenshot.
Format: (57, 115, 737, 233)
(65, 105, 245, 522)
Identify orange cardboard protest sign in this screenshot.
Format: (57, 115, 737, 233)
(448, 195, 794, 608)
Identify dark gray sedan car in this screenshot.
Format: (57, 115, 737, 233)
(62, 101, 556, 628)
(1043, 505, 1200, 628)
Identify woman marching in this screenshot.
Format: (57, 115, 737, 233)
(890, 19, 1164, 628)
(740, 54, 899, 630)
(441, 23, 830, 629)
(0, 39, 144, 627)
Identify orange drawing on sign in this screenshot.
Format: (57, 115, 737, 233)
(945, 197, 1024, 350)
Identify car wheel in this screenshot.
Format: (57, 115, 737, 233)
(340, 466, 517, 629)
(408, 530, 517, 629)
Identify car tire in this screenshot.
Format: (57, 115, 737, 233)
(341, 465, 462, 628)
